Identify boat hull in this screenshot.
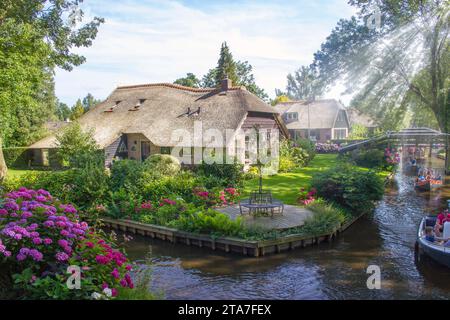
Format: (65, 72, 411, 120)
(414, 180, 442, 191)
(417, 217, 450, 268)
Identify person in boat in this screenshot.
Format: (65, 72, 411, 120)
(434, 220, 443, 237)
(425, 226, 435, 242)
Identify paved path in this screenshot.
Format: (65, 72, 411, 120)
(217, 204, 314, 230)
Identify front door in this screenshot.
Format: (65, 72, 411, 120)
(141, 141, 151, 161)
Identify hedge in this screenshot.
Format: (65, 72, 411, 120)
(3, 147, 32, 168)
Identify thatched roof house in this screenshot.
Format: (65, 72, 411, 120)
(30, 79, 288, 167)
(277, 99, 350, 142)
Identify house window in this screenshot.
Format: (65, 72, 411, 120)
(333, 128, 347, 140)
(309, 129, 320, 141)
(245, 136, 250, 160)
(160, 147, 171, 155)
(285, 112, 298, 121)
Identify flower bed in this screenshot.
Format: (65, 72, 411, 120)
(315, 143, 340, 154)
(0, 188, 134, 300)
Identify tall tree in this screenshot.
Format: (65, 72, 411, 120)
(0, 0, 104, 176)
(199, 43, 269, 101)
(174, 73, 201, 88)
(70, 99, 85, 120)
(55, 100, 72, 121)
(214, 42, 239, 85)
(313, 0, 449, 131)
(286, 65, 322, 101)
(82, 93, 100, 112)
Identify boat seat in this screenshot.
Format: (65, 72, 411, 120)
(425, 216, 437, 227)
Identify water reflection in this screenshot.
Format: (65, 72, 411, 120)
(123, 157, 450, 300)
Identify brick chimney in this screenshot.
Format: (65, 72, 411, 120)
(221, 77, 232, 91)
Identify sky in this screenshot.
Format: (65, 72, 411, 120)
(55, 0, 357, 106)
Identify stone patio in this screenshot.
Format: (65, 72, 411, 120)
(217, 204, 314, 230)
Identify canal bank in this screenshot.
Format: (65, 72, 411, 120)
(122, 158, 450, 299)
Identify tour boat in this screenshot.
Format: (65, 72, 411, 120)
(414, 179, 443, 191)
(416, 216, 450, 268)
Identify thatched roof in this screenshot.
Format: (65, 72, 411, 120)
(278, 99, 347, 129)
(30, 83, 282, 149)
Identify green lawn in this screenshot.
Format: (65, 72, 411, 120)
(6, 169, 41, 179)
(243, 154, 339, 205)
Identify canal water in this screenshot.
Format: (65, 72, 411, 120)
(123, 157, 450, 299)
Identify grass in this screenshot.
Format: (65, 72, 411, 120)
(6, 169, 42, 179)
(243, 153, 392, 205)
(244, 154, 338, 205)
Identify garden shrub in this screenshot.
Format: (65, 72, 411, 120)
(352, 149, 385, 168)
(142, 154, 181, 178)
(138, 199, 198, 227)
(312, 163, 384, 214)
(3, 157, 109, 210)
(243, 166, 259, 180)
(192, 187, 239, 207)
(140, 171, 198, 202)
(197, 160, 244, 188)
(0, 188, 134, 300)
(106, 188, 143, 220)
(110, 160, 145, 193)
(301, 200, 347, 235)
(54, 122, 99, 167)
(294, 138, 316, 165)
(3, 147, 32, 168)
(279, 139, 309, 172)
(174, 209, 245, 238)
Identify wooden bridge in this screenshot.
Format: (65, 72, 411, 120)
(339, 127, 450, 173)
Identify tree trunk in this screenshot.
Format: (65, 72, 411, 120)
(0, 137, 7, 181)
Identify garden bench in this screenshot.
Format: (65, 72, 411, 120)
(239, 190, 284, 217)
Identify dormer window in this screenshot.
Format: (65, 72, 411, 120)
(130, 99, 146, 111)
(105, 100, 121, 113)
(285, 112, 298, 120)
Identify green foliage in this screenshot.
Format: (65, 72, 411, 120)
(55, 101, 71, 121)
(106, 189, 143, 220)
(301, 200, 347, 235)
(110, 160, 145, 193)
(278, 155, 295, 173)
(314, 1, 449, 132)
(184, 43, 269, 101)
(70, 99, 85, 120)
(82, 93, 101, 113)
(0, 20, 54, 147)
(3, 159, 109, 209)
(140, 201, 191, 227)
(352, 149, 386, 168)
(142, 154, 181, 178)
(2, 147, 31, 168)
(348, 124, 369, 140)
(278, 139, 310, 172)
(54, 122, 99, 167)
(140, 172, 198, 202)
(0, 1, 104, 147)
(174, 73, 201, 88)
(295, 138, 316, 164)
(243, 166, 259, 180)
(197, 160, 244, 188)
(312, 163, 384, 214)
(174, 209, 245, 238)
(286, 65, 322, 100)
(214, 42, 239, 86)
